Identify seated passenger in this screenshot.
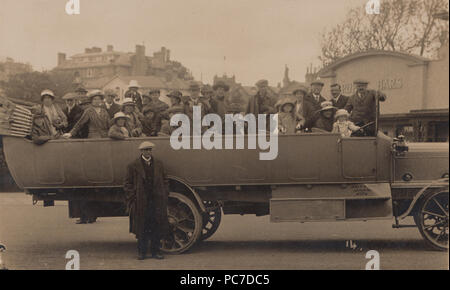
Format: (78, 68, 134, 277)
(40, 89, 68, 136)
(30, 106, 60, 145)
(158, 105, 185, 136)
(121, 98, 143, 137)
(276, 97, 299, 135)
(144, 89, 170, 114)
(63, 90, 111, 139)
(141, 107, 162, 137)
(313, 101, 336, 132)
(108, 112, 131, 140)
(332, 109, 361, 137)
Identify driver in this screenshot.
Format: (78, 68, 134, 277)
(344, 79, 386, 136)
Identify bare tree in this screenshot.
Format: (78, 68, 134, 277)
(319, 0, 449, 66)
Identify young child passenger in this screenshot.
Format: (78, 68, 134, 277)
(332, 109, 361, 137)
(277, 98, 299, 135)
(108, 112, 131, 140)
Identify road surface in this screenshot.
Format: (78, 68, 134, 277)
(0, 192, 447, 270)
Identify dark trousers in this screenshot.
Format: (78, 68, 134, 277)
(137, 230, 161, 256)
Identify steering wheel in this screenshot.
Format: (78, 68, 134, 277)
(351, 121, 375, 137)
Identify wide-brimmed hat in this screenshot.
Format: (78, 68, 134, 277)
(334, 109, 350, 119)
(113, 112, 130, 122)
(276, 97, 296, 111)
(138, 141, 155, 150)
(255, 79, 269, 89)
(40, 89, 55, 101)
(121, 98, 135, 106)
(319, 101, 336, 112)
(62, 92, 78, 100)
(128, 80, 140, 88)
(292, 86, 308, 95)
(87, 89, 104, 101)
(212, 81, 229, 92)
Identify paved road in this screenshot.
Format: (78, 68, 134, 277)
(0, 192, 447, 270)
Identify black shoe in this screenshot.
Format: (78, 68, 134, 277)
(87, 217, 97, 224)
(76, 218, 87, 224)
(137, 254, 146, 260)
(151, 253, 164, 260)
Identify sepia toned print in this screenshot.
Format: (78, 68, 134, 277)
(0, 0, 448, 271)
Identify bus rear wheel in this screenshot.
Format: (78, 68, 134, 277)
(201, 201, 222, 241)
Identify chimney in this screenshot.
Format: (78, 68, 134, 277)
(166, 49, 171, 62)
(132, 44, 147, 76)
(57, 53, 66, 66)
(107, 45, 114, 52)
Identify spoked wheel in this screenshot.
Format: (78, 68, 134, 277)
(414, 189, 449, 251)
(161, 192, 203, 254)
(201, 201, 222, 241)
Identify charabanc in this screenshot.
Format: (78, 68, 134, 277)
(0, 96, 448, 253)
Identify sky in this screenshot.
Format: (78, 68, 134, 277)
(0, 0, 368, 86)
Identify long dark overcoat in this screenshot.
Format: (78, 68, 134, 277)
(124, 157, 169, 239)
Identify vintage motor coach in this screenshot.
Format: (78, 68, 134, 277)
(0, 97, 448, 253)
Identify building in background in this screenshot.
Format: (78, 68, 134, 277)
(317, 48, 449, 142)
(0, 57, 33, 97)
(54, 45, 194, 86)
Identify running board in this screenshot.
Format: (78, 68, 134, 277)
(270, 183, 393, 222)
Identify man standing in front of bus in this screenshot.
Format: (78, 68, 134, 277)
(124, 141, 169, 260)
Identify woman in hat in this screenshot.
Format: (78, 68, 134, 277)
(276, 97, 299, 135)
(63, 90, 111, 139)
(313, 101, 337, 132)
(124, 80, 143, 112)
(108, 112, 131, 140)
(40, 89, 68, 136)
(332, 109, 361, 137)
(121, 98, 143, 137)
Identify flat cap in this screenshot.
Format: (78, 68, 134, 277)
(189, 82, 201, 91)
(353, 79, 369, 85)
(62, 92, 78, 100)
(201, 84, 214, 93)
(149, 89, 160, 94)
(310, 80, 324, 86)
(167, 90, 182, 99)
(212, 81, 230, 91)
(104, 89, 117, 96)
(138, 141, 155, 150)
